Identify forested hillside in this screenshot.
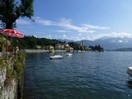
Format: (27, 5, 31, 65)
(13, 36, 104, 51)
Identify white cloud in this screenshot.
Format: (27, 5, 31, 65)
(44, 35, 53, 39)
(35, 17, 109, 33)
(36, 19, 53, 26)
(62, 34, 67, 39)
(54, 32, 132, 41)
(56, 30, 69, 33)
(111, 39, 128, 43)
(110, 32, 132, 38)
(86, 32, 132, 40)
(18, 17, 132, 41)
(82, 24, 110, 30)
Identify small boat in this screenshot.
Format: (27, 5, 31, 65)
(66, 53, 72, 56)
(50, 55, 63, 59)
(127, 66, 132, 77)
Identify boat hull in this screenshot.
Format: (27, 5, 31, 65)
(127, 67, 132, 77)
(66, 53, 72, 56)
(50, 55, 63, 59)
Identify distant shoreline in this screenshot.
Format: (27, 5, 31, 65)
(24, 49, 105, 53)
(25, 49, 66, 53)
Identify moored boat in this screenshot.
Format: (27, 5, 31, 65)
(50, 55, 63, 59)
(127, 66, 132, 77)
(66, 53, 72, 56)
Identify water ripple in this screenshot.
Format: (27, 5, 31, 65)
(24, 52, 132, 99)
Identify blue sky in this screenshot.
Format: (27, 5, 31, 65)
(16, 0, 132, 41)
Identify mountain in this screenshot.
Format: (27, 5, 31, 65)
(82, 37, 132, 50)
(58, 39, 75, 43)
(114, 48, 132, 51)
(58, 37, 132, 50)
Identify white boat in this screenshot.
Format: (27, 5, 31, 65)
(50, 55, 63, 59)
(66, 53, 72, 56)
(127, 66, 132, 77)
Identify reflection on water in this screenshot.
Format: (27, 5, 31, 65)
(23, 52, 132, 99)
(127, 79, 132, 89)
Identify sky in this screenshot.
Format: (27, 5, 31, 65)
(16, 0, 132, 41)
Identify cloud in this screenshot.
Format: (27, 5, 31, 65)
(35, 17, 110, 33)
(16, 19, 31, 25)
(110, 32, 132, 38)
(27, 31, 132, 41)
(87, 32, 132, 40)
(82, 24, 110, 30)
(62, 34, 67, 38)
(55, 32, 132, 41)
(56, 30, 69, 33)
(18, 17, 132, 41)
(43, 35, 53, 39)
(36, 19, 53, 26)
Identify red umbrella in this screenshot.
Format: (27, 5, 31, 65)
(0, 29, 24, 38)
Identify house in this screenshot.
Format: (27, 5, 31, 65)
(36, 45, 41, 49)
(64, 44, 74, 52)
(44, 45, 54, 50)
(49, 46, 54, 50)
(55, 44, 62, 50)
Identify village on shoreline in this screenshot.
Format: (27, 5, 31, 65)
(19, 36, 104, 53)
(24, 43, 104, 53)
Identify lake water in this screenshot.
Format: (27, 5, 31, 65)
(23, 52, 132, 99)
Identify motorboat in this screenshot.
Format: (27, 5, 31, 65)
(50, 55, 63, 59)
(66, 53, 72, 56)
(127, 66, 132, 77)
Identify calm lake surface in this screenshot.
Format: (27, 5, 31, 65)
(23, 52, 132, 99)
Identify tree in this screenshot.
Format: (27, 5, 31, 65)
(0, 0, 34, 29)
(89, 45, 104, 51)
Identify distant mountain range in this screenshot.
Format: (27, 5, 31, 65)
(60, 37, 132, 50)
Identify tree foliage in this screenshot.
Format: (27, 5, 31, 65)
(68, 42, 80, 50)
(13, 36, 104, 52)
(0, 0, 34, 29)
(15, 36, 61, 49)
(89, 45, 104, 52)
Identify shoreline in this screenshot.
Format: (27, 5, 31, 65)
(24, 49, 66, 53)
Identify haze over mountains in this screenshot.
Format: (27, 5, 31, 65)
(82, 37, 132, 50)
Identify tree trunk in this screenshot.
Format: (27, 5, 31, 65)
(5, 22, 13, 29)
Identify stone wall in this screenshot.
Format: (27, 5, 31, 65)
(0, 51, 26, 99)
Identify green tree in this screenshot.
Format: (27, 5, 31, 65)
(0, 0, 34, 29)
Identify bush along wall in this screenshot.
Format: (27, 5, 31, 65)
(0, 51, 26, 99)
